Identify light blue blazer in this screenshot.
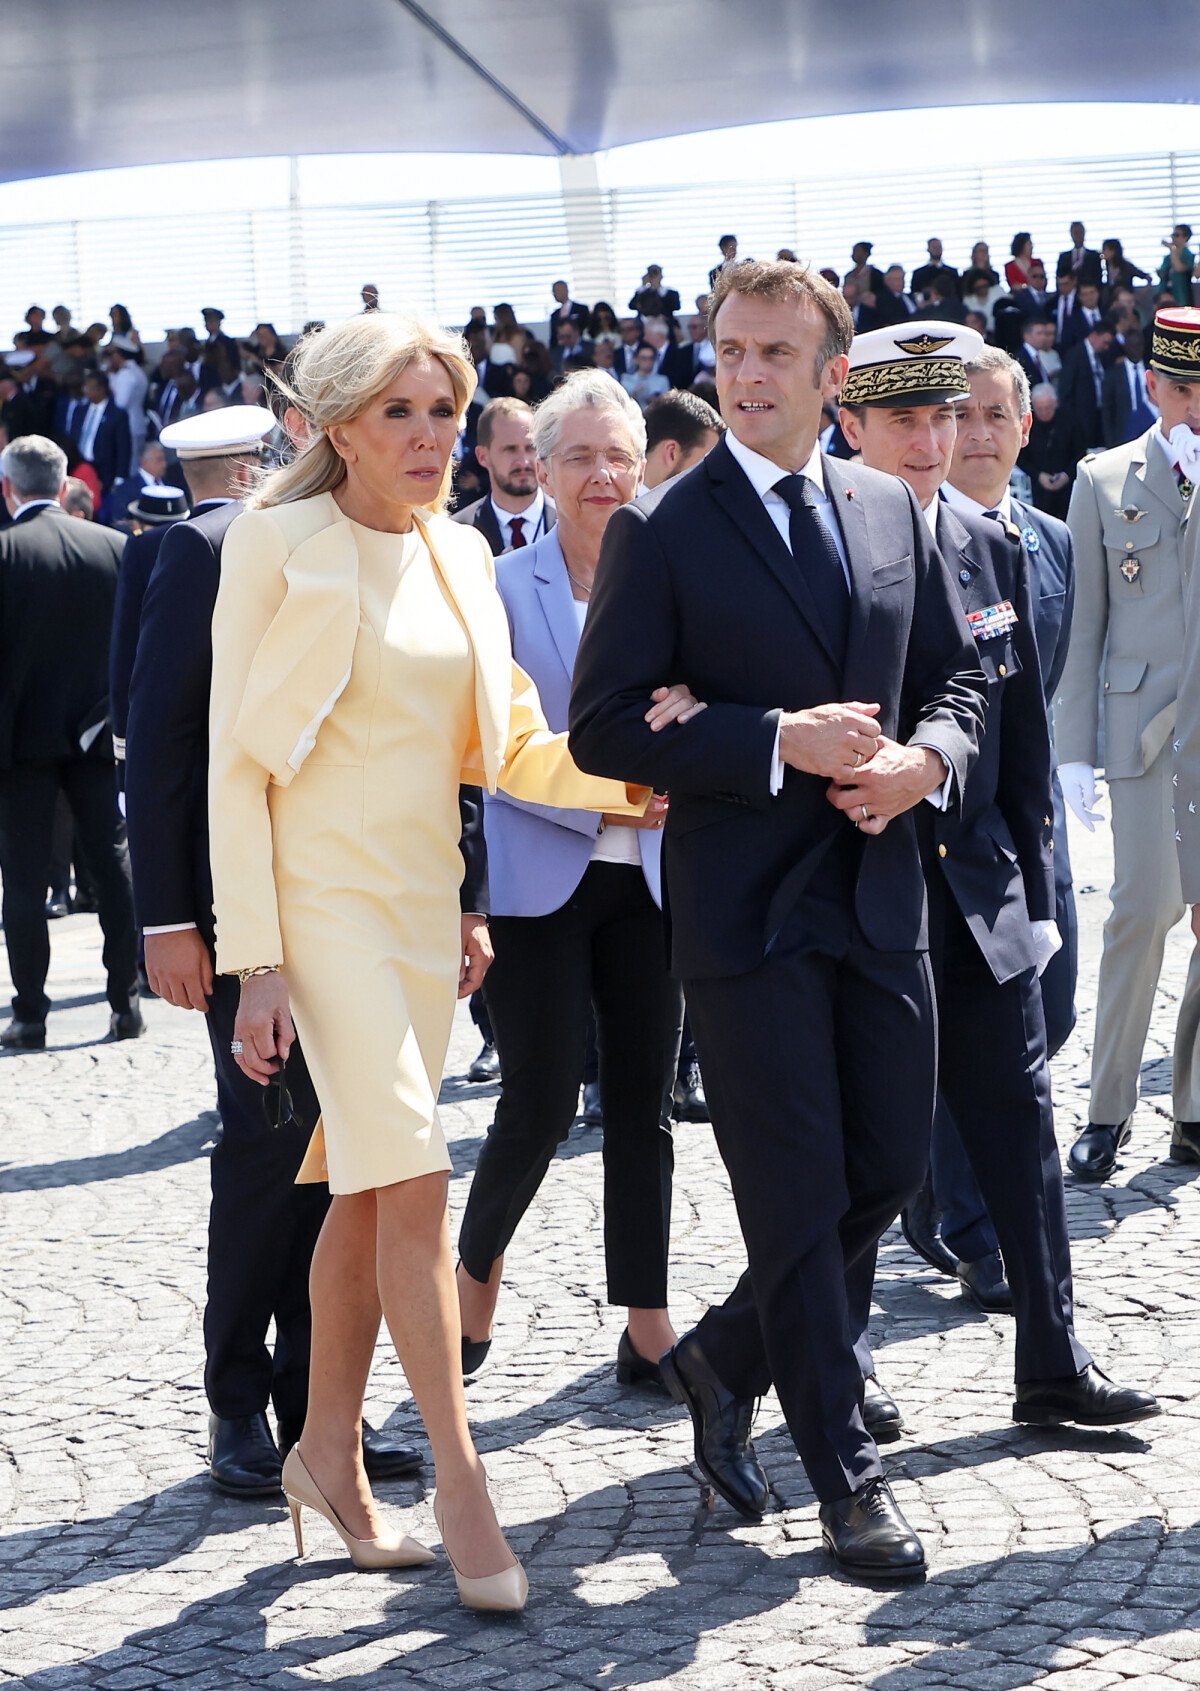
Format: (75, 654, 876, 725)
(484, 528, 663, 918)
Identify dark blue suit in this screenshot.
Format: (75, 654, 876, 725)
(72, 401, 132, 494)
(125, 501, 329, 1429)
(108, 518, 183, 791)
(850, 500, 1090, 1386)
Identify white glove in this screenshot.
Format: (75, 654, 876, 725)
(1169, 422, 1200, 485)
(1031, 918, 1062, 977)
(1057, 762, 1103, 831)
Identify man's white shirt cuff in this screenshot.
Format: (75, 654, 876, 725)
(913, 744, 953, 810)
(142, 922, 199, 935)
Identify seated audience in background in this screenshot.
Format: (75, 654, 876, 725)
(1019, 382, 1070, 517)
(588, 302, 621, 344)
(620, 344, 670, 409)
(628, 266, 681, 323)
(960, 241, 999, 294)
(912, 235, 960, 298)
(1006, 232, 1036, 291)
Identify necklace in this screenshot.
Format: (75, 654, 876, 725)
(565, 566, 593, 598)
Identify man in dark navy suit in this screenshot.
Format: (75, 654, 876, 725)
(108, 484, 191, 796)
(104, 440, 169, 529)
(1056, 220, 1104, 288)
(838, 327, 1156, 1440)
(125, 407, 424, 1497)
(1102, 326, 1160, 448)
(571, 262, 988, 1579)
(452, 396, 556, 557)
(71, 370, 132, 497)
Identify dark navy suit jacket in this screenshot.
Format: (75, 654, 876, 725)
(929, 501, 1056, 983)
(569, 439, 986, 980)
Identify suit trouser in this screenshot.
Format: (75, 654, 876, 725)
(930, 783, 1079, 1261)
(459, 863, 683, 1308)
(202, 971, 330, 1426)
(851, 891, 1092, 1385)
(1091, 746, 1200, 1125)
(688, 880, 934, 1505)
(0, 759, 137, 1023)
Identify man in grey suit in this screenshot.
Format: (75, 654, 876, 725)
(1057, 306, 1200, 1179)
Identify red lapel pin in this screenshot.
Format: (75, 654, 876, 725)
(845, 488, 856, 500)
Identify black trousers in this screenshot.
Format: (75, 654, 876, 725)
(203, 971, 330, 1425)
(460, 862, 683, 1308)
(688, 863, 935, 1505)
(0, 759, 137, 1023)
(850, 886, 1091, 1386)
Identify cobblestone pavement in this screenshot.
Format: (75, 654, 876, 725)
(3, 809, 1200, 1690)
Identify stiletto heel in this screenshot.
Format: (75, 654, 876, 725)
(281, 1448, 435, 1571)
(433, 1493, 529, 1613)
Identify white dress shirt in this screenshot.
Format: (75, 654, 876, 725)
(12, 499, 58, 520)
(723, 431, 949, 804)
(490, 489, 547, 551)
(942, 481, 1012, 524)
(78, 400, 107, 461)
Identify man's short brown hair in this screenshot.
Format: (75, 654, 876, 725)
(476, 395, 534, 451)
(708, 260, 854, 378)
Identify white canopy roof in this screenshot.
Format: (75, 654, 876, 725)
(7, 0, 1196, 182)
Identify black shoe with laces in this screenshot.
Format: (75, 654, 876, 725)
(659, 1331, 769, 1519)
(467, 1041, 500, 1083)
(819, 1477, 926, 1579)
(208, 1411, 282, 1497)
(672, 1061, 710, 1122)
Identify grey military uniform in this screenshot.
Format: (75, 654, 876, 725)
(1055, 424, 1200, 1126)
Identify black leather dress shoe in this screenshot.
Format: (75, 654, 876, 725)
(109, 1008, 146, 1041)
(275, 1418, 424, 1478)
(1013, 1363, 1161, 1427)
(1170, 1122, 1200, 1164)
(616, 1328, 666, 1392)
(467, 1040, 500, 1083)
(672, 1062, 710, 1123)
(462, 1336, 492, 1379)
(957, 1251, 1014, 1314)
(819, 1478, 925, 1580)
(581, 1080, 603, 1127)
(900, 1177, 959, 1278)
(208, 1411, 283, 1496)
(862, 1375, 903, 1441)
(1067, 1119, 1131, 1181)
(46, 890, 70, 919)
(0, 1019, 46, 1051)
(659, 1332, 769, 1520)
(360, 1421, 423, 1479)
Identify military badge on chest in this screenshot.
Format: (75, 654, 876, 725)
(967, 600, 1018, 640)
(1115, 505, 1147, 584)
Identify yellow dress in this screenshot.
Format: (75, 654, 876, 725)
(208, 493, 642, 1195)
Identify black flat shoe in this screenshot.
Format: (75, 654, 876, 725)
(900, 1175, 959, 1278)
(208, 1411, 282, 1497)
(957, 1251, 1014, 1314)
(660, 1332, 769, 1520)
(462, 1336, 492, 1379)
(672, 1062, 710, 1123)
(581, 1080, 603, 1127)
(1013, 1363, 1161, 1427)
(1170, 1122, 1200, 1164)
(467, 1040, 500, 1083)
(862, 1375, 903, 1441)
(819, 1477, 926, 1580)
(109, 1008, 146, 1041)
(1067, 1119, 1131, 1182)
(0, 1019, 46, 1051)
(616, 1328, 667, 1392)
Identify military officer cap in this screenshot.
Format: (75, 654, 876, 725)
(1149, 306, 1200, 384)
(127, 484, 190, 524)
(842, 321, 985, 408)
(159, 404, 275, 462)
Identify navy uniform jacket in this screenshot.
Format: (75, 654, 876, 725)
(125, 502, 488, 939)
(569, 440, 987, 980)
(109, 510, 207, 769)
(1010, 497, 1075, 707)
(929, 501, 1056, 983)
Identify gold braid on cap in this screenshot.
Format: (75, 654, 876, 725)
(841, 357, 969, 407)
(1150, 327, 1200, 380)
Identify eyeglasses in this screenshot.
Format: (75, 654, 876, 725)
(551, 448, 641, 476)
(262, 1055, 306, 1133)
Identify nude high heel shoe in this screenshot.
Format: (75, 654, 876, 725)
(282, 1448, 435, 1570)
(432, 1493, 529, 1613)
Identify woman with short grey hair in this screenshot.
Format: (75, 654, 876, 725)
(457, 370, 689, 1393)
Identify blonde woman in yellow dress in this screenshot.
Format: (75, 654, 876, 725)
(208, 312, 688, 1612)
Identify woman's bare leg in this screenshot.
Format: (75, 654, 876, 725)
(377, 1172, 513, 1577)
(295, 1190, 387, 1540)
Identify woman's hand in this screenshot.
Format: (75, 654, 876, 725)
(603, 793, 669, 831)
(645, 684, 706, 731)
(459, 916, 494, 999)
(233, 970, 294, 1085)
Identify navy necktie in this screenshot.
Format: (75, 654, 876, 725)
(773, 475, 850, 658)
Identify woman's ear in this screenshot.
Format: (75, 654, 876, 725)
(326, 424, 355, 464)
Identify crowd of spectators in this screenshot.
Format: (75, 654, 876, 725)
(2, 218, 1192, 531)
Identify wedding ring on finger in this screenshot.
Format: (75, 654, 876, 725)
(860, 805, 870, 822)
(230, 1040, 244, 1055)
(854, 749, 864, 767)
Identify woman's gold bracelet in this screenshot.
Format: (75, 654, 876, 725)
(236, 965, 280, 985)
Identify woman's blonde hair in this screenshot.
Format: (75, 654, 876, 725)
(249, 311, 477, 511)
